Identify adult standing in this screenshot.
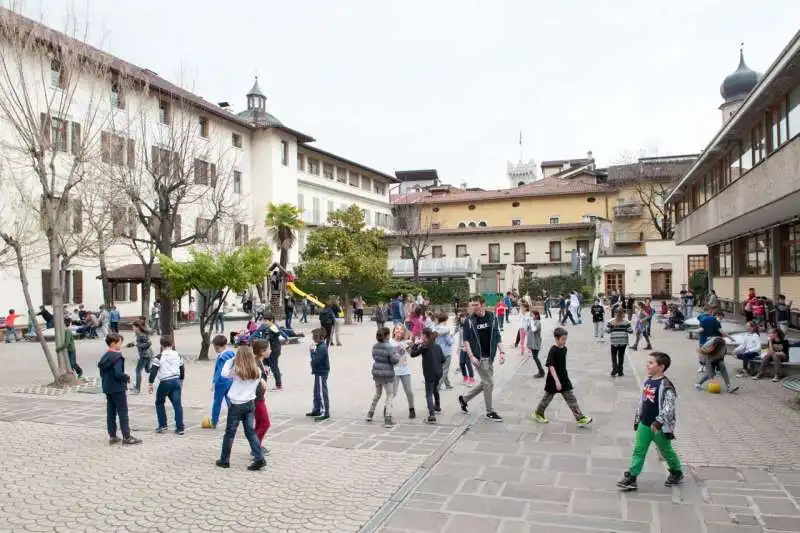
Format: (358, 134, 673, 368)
(331, 297, 343, 346)
(109, 305, 121, 333)
(707, 289, 719, 312)
(685, 290, 695, 318)
(542, 290, 552, 319)
(319, 299, 337, 347)
(610, 290, 620, 313)
(150, 301, 161, 335)
(98, 305, 110, 339)
(624, 294, 635, 322)
(354, 296, 365, 324)
(300, 298, 309, 323)
(457, 295, 505, 422)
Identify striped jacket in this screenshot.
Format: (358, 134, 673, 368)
(605, 320, 633, 346)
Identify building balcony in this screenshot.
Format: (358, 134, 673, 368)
(615, 231, 644, 244)
(301, 210, 322, 227)
(613, 203, 643, 218)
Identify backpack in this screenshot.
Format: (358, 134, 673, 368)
(319, 308, 335, 328)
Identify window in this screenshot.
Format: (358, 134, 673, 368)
(549, 241, 562, 262)
(312, 197, 321, 223)
(195, 217, 219, 244)
(308, 158, 320, 175)
(349, 171, 359, 187)
(456, 245, 467, 258)
(431, 245, 443, 258)
(789, 86, 800, 141)
(514, 242, 526, 263)
(712, 243, 733, 277)
(51, 118, 68, 152)
(468, 222, 477, 228)
(687, 254, 708, 278)
(488, 243, 500, 263)
(158, 100, 171, 125)
(401, 246, 412, 259)
(457, 222, 466, 229)
(111, 207, 137, 237)
(549, 216, 560, 225)
(198, 117, 209, 138)
(511, 219, 521, 226)
(43, 269, 83, 305)
(232, 133, 243, 148)
(112, 283, 138, 303)
(281, 140, 289, 166)
(152, 146, 175, 177)
(110, 75, 124, 109)
(298, 232, 306, 253)
(297, 154, 305, 171)
(478, 221, 487, 227)
(101, 132, 127, 165)
(361, 176, 371, 191)
(194, 160, 217, 186)
(742, 232, 771, 276)
(233, 171, 242, 194)
(297, 194, 304, 210)
(327, 200, 334, 217)
(40, 195, 82, 234)
(605, 271, 624, 296)
(374, 183, 386, 196)
(751, 121, 766, 167)
(324, 163, 335, 180)
(336, 167, 347, 183)
(50, 58, 65, 89)
(431, 222, 440, 230)
(728, 142, 741, 183)
(782, 224, 800, 274)
(234, 223, 249, 246)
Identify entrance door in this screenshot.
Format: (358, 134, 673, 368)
(605, 272, 624, 295)
(650, 271, 672, 299)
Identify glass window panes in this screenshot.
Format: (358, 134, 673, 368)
(788, 86, 800, 140)
(488, 243, 500, 263)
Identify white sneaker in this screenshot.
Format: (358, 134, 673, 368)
(697, 365, 705, 373)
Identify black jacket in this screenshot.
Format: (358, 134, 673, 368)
(410, 342, 446, 381)
(310, 342, 330, 375)
(98, 350, 128, 394)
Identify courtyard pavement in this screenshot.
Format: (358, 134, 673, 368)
(1, 312, 800, 532)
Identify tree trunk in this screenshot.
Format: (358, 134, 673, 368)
(48, 242, 75, 386)
(99, 249, 111, 306)
(141, 276, 152, 318)
(158, 236, 175, 335)
(343, 284, 351, 325)
(7, 239, 59, 379)
(412, 258, 420, 281)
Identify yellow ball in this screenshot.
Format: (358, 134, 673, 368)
(707, 381, 722, 394)
(200, 416, 213, 428)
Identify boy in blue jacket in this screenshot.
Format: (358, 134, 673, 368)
(306, 328, 330, 421)
(209, 334, 235, 428)
(97, 332, 141, 445)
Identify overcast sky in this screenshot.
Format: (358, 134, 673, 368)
(18, 0, 800, 189)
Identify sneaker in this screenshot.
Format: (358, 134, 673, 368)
(462, 377, 469, 384)
(698, 365, 705, 373)
(629, 346, 638, 351)
(108, 436, 121, 445)
(445, 385, 454, 390)
(577, 416, 593, 427)
(727, 384, 740, 393)
(434, 406, 442, 413)
(457, 395, 468, 413)
(644, 346, 652, 351)
(752, 373, 763, 380)
(155, 426, 168, 434)
(315, 414, 330, 421)
(122, 436, 142, 445)
(617, 372, 625, 377)
(383, 417, 396, 428)
(664, 471, 684, 487)
(305, 411, 321, 417)
(610, 371, 618, 377)
(426, 415, 437, 424)
(533, 411, 548, 424)
(175, 428, 185, 435)
(486, 411, 503, 422)
(772, 376, 780, 383)
(215, 459, 230, 469)
(409, 408, 416, 419)
(276, 386, 284, 391)
(247, 459, 267, 471)
(694, 384, 702, 391)
(617, 471, 638, 491)
(366, 411, 374, 423)
(534, 372, 545, 379)
(262, 445, 271, 456)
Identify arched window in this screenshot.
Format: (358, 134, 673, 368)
(517, 181, 525, 187)
(478, 221, 487, 227)
(458, 222, 466, 229)
(468, 221, 477, 228)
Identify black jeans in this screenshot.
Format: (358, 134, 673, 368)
(611, 344, 627, 375)
(219, 401, 264, 463)
(68, 350, 83, 377)
(323, 325, 333, 347)
(561, 310, 576, 325)
(110, 322, 119, 333)
(424, 378, 441, 416)
(531, 349, 544, 374)
(105, 391, 131, 439)
(266, 353, 282, 388)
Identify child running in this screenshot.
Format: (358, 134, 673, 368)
(98, 333, 141, 445)
(617, 352, 683, 491)
(252, 340, 271, 456)
(216, 345, 267, 471)
(590, 299, 605, 342)
(148, 335, 185, 434)
(305, 328, 331, 421)
(434, 314, 454, 390)
(606, 308, 633, 377)
(367, 327, 401, 427)
(532, 327, 592, 427)
(495, 299, 507, 331)
(411, 328, 447, 423)
(208, 335, 236, 429)
(260, 313, 284, 391)
(390, 325, 416, 419)
(526, 310, 545, 377)
(695, 337, 739, 393)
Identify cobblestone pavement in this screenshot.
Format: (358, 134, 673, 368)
(376, 312, 800, 533)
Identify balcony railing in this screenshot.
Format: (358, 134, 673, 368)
(614, 230, 644, 243)
(613, 203, 644, 218)
(301, 210, 322, 226)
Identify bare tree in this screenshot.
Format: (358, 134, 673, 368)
(393, 202, 433, 281)
(0, 8, 112, 384)
(107, 84, 241, 335)
(633, 180, 674, 240)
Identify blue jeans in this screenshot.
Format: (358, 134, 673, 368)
(134, 357, 151, 392)
(211, 383, 232, 426)
(301, 308, 308, 323)
(312, 373, 330, 415)
(266, 353, 282, 388)
(219, 401, 264, 463)
(155, 379, 184, 431)
(214, 314, 224, 333)
(459, 349, 474, 378)
(285, 311, 293, 329)
(736, 351, 760, 372)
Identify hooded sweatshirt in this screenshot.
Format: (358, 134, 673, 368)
(410, 342, 446, 381)
(212, 349, 236, 389)
(98, 350, 127, 394)
(148, 348, 185, 384)
(433, 324, 454, 355)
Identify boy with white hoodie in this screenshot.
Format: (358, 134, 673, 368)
(434, 314, 454, 390)
(733, 321, 762, 377)
(148, 335, 185, 435)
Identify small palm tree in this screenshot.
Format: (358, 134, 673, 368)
(265, 203, 304, 271)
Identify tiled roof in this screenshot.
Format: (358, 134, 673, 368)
(391, 176, 616, 205)
(0, 7, 315, 142)
(427, 222, 595, 236)
(99, 264, 163, 282)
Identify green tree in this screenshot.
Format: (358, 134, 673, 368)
(159, 244, 272, 360)
(299, 205, 389, 324)
(265, 203, 304, 271)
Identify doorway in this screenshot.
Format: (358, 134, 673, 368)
(650, 270, 672, 299)
(605, 271, 624, 296)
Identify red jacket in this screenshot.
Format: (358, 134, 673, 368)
(495, 303, 507, 316)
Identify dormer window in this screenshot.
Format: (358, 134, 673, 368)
(110, 74, 124, 109)
(50, 58, 65, 89)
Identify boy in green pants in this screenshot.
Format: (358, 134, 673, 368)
(617, 351, 683, 491)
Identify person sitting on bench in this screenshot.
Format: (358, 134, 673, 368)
(753, 327, 790, 383)
(733, 321, 762, 377)
(664, 306, 684, 330)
